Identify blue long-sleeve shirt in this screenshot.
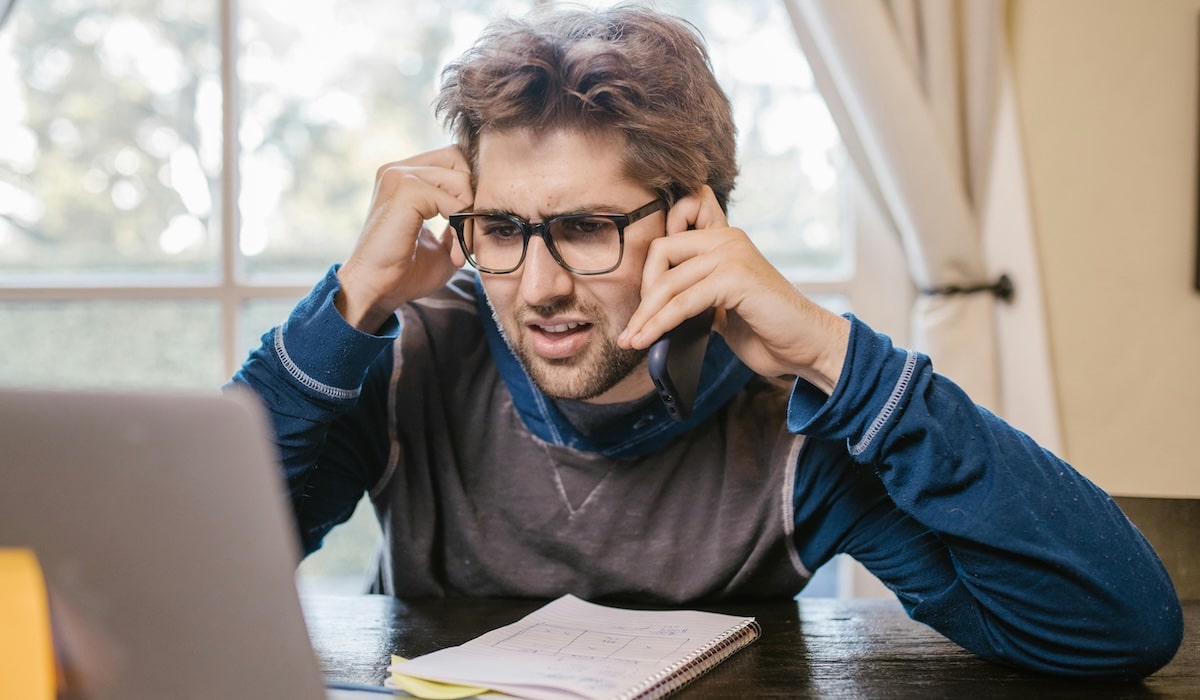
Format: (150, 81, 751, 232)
(233, 266, 1182, 680)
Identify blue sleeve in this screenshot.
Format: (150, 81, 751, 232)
(228, 266, 398, 555)
(789, 315, 1183, 679)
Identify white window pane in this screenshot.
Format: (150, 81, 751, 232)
(296, 495, 382, 595)
(0, 1, 222, 277)
(238, 297, 299, 360)
(0, 300, 223, 389)
(237, 0, 530, 277)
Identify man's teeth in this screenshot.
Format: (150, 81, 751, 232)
(538, 322, 586, 333)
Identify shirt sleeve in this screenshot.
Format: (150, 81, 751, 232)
(788, 314, 1183, 679)
(228, 265, 398, 555)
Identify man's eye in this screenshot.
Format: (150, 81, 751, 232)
(479, 219, 523, 240)
(559, 218, 613, 237)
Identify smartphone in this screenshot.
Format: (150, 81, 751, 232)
(647, 308, 715, 422)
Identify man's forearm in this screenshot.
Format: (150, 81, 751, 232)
(788, 316, 1183, 678)
(228, 265, 397, 553)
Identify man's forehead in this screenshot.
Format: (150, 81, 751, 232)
(473, 126, 633, 175)
(473, 127, 647, 216)
(478, 124, 626, 151)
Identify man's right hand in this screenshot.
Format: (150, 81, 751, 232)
(335, 146, 474, 333)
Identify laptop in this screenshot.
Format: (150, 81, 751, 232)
(0, 387, 393, 699)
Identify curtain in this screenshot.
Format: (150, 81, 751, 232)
(783, 0, 1059, 446)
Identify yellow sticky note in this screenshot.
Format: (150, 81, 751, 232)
(0, 548, 56, 700)
(387, 655, 490, 699)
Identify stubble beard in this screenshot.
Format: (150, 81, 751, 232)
(496, 300, 647, 401)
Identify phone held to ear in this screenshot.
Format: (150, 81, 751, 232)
(647, 308, 715, 422)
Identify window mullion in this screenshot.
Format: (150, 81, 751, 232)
(220, 0, 241, 378)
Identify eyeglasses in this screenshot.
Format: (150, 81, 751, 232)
(448, 199, 666, 275)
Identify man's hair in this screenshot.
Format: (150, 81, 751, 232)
(436, 3, 737, 211)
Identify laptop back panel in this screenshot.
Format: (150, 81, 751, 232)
(0, 388, 327, 700)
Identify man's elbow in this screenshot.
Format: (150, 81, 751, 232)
(1015, 597, 1185, 681)
(1101, 599, 1184, 680)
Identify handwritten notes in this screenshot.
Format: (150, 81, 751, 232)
(387, 594, 759, 700)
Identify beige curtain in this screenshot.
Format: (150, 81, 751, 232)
(784, 0, 1038, 421)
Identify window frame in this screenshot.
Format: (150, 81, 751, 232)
(0, 0, 313, 382)
(0, 0, 864, 384)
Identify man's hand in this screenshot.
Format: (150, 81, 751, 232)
(335, 146, 474, 333)
(618, 186, 850, 395)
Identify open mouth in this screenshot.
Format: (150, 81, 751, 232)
(527, 320, 594, 359)
(534, 321, 591, 336)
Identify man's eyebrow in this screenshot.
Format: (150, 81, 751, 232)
(470, 204, 629, 221)
(467, 207, 516, 217)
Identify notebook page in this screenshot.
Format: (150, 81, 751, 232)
(390, 595, 757, 700)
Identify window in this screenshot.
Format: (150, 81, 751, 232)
(0, 0, 867, 596)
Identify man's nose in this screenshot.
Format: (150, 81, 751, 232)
(519, 235, 574, 306)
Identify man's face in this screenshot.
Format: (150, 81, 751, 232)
(473, 128, 665, 403)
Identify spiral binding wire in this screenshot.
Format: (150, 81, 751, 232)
(616, 618, 762, 700)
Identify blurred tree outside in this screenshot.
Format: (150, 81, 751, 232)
(0, 0, 221, 275)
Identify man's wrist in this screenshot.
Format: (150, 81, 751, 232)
(795, 314, 850, 396)
(334, 268, 394, 334)
(275, 266, 399, 400)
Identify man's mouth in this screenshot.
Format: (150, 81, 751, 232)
(526, 320, 594, 360)
(536, 321, 589, 334)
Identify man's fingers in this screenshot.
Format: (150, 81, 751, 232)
(376, 163, 472, 206)
(642, 228, 729, 273)
(404, 165, 474, 207)
(389, 144, 473, 174)
(371, 167, 473, 224)
(371, 145, 475, 224)
(665, 185, 728, 234)
(623, 248, 722, 349)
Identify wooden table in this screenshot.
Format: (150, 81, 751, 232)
(304, 596, 1199, 698)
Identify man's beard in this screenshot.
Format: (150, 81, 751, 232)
(496, 299, 647, 401)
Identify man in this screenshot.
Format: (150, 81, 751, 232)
(233, 4, 1181, 680)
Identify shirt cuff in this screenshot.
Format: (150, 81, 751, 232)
(274, 265, 400, 401)
(786, 314, 923, 462)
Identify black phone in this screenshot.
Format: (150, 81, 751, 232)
(647, 308, 715, 422)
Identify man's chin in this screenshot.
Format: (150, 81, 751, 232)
(516, 345, 649, 402)
(523, 359, 607, 401)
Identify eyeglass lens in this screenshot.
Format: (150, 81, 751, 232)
(461, 215, 622, 274)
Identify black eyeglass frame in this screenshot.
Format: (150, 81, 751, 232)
(448, 199, 667, 275)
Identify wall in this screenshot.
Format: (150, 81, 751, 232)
(1010, 0, 1200, 498)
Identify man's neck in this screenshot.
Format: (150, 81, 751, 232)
(552, 392, 660, 437)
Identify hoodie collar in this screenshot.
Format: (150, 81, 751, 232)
(474, 274, 753, 459)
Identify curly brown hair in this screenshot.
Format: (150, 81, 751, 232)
(436, 3, 738, 211)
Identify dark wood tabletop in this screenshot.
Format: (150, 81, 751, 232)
(303, 595, 1199, 698)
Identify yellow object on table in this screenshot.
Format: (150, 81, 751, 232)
(0, 548, 56, 700)
(387, 655, 492, 699)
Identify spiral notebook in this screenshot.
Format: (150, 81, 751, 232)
(387, 594, 760, 700)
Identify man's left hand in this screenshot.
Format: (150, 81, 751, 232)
(618, 186, 850, 395)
